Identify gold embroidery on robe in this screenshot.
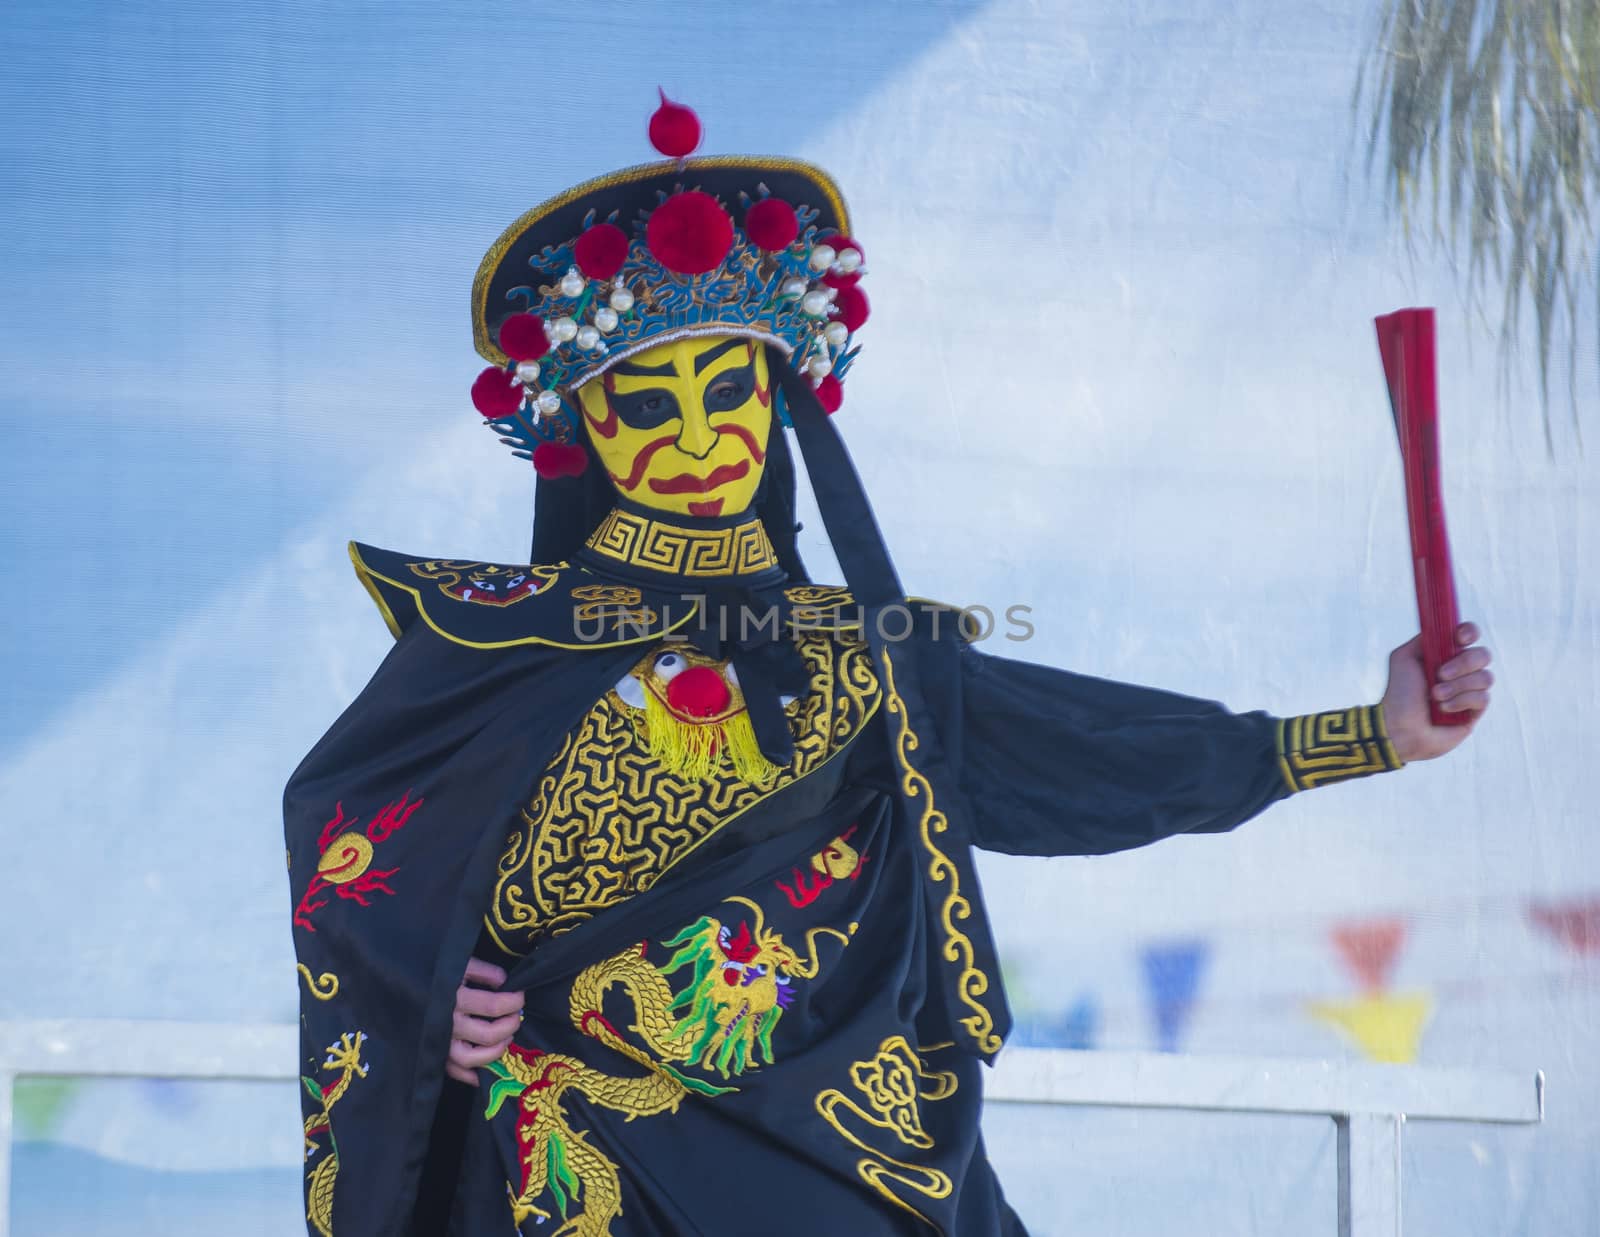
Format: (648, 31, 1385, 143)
(485, 631, 879, 954)
(302, 1031, 369, 1237)
(585, 506, 779, 577)
(489, 895, 853, 1234)
(815, 1036, 960, 1228)
(881, 648, 1002, 1056)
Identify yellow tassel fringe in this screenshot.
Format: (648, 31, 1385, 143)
(643, 692, 780, 786)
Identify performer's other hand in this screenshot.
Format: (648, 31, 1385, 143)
(446, 956, 525, 1086)
(1380, 622, 1492, 763)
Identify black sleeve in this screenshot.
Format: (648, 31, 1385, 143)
(956, 641, 1293, 856)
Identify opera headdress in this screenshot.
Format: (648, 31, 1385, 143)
(468, 93, 870, 480)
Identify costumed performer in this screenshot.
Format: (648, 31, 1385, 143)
(285, 95, 1493, 1237)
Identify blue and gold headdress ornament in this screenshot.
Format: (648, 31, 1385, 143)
(469, 93, 870, 478)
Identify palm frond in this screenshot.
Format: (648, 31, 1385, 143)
(1358, 0, 1600, 449)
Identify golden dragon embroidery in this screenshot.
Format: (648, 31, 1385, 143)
(485, 897, 853, 1234)
(302, 1030, 369, 1237)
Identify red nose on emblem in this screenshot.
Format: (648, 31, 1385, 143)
(665, 665, 731, 718)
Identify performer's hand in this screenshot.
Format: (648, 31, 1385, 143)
(1380, 622, 1493, 763)
(446, 956, 525, 1086)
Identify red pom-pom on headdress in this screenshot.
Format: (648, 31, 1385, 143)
(532, 442, 589, 479)
(647, 191, 734, 275)
(831, 284, 870, 332)
(821, 234, 866, 289)
(499, 313, 550, 362)
(815, 374, 844, 414)
(574, 223, 630, 280)
(744, 197, 799, 252)
(648, 89, 701, 159)
(471, 366, 523, 419)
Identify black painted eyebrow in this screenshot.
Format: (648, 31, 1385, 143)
(612, 358, 676, 377)
(693, 338, 746, 375)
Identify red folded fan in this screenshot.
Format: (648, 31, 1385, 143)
(1374, 307, 1471, 727)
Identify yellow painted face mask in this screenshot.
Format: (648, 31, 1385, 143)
(576, 335, 772, 518)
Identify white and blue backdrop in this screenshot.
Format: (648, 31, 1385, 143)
(1, 1, 1594, 1233)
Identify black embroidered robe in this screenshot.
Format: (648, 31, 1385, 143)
(285, 542, 1398, 1236)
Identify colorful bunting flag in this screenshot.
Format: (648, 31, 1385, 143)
(1140, 940, 1209, 1053)
(1331, 917, 1407, 992)
(1056, 994, 1099, 1050)
(1307, 992, 1434, 1063)
(1008, 892, 1597, 1063)
(1013, 992, 1100, 1050)
(1313, 916, 1433, 1061)
(139, 1077, 200, 1115)
(1526, 898, 1600, 956)
(12, 1077, 81, 1140)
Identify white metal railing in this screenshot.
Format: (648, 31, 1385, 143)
(987, 1046, 1543, 1236)
(0, 1020, 1543, 1237)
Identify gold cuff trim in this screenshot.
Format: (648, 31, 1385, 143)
(585, 507, 779, 578)
(1276, 705, 1404, 794)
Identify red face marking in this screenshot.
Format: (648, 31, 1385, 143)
(610, 433, 680, 492)
(648, 459, 750, 495)
(583, 372, 621, 439)
(747, 341, 772, 408)
(714, 421, 768, 465)
(597, 344, 769, 500)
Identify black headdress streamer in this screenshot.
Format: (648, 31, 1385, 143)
(769, 354, 900, 609)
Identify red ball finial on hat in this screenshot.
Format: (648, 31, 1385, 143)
(815, 374, 844, 414)
(499, 313, 551, 362)
(574, 223, 630, 280)
(649, 89, 702, 159)
(471, 366, 523, 419)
